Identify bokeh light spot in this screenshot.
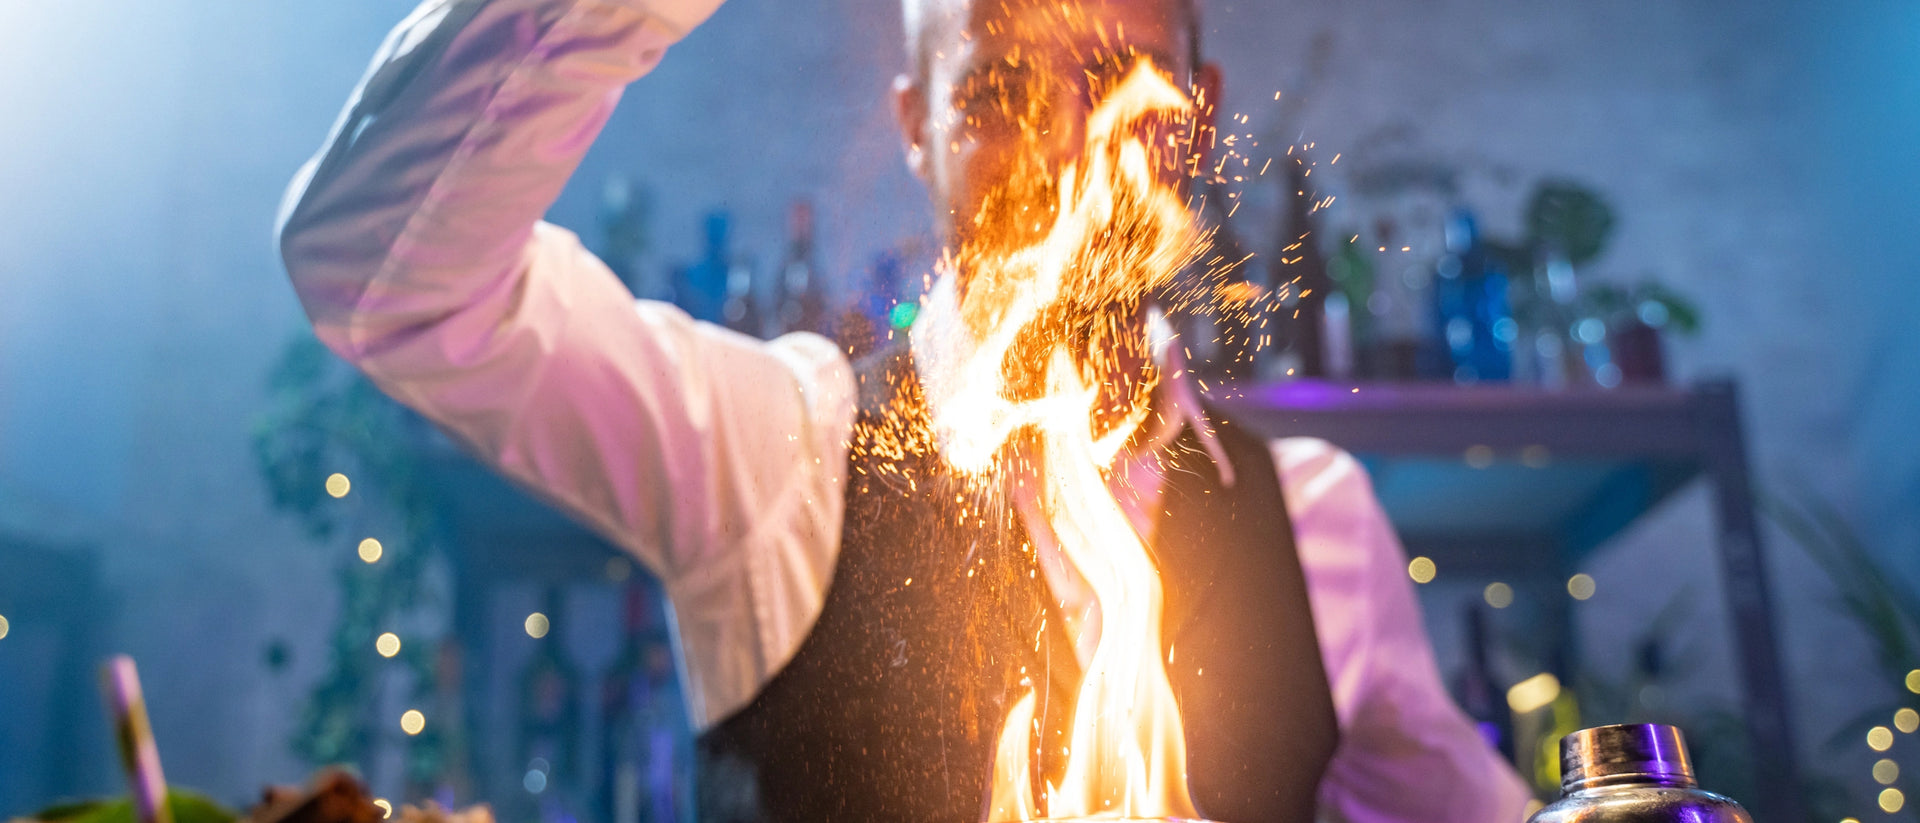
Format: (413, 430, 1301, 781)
(1464, 445, 1495, 469)
(1408, 556, 1437, 584)
(1875, 758, 1900, 785)
(400, 709, 425, 736)
(358, 538, 383, 564)
(376, 632, 401, 658)
(1880, 788, 1905, 813)
(525, 612, 551, 639)
(1907, 669, 1920, 694)
(1898, 708, 1919, 734)
(1870, 726, 1895, 752)
(325, 473, 351, 498)
(0, 614, 9, 640)
(1567, 573, 1597, 600)
(889, 301, 919, 330)
(525, 758, 551, 794)
(1506, 672, 1561, 715)
(372, 800, 392, 820)
(1484, 582, 1514, 609)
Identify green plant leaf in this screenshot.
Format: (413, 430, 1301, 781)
(1526, 181, 1615, 266)
(28, 790, 235, 823)
(1763, 487, 1920, 819)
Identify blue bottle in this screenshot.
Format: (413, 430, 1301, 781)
(674, 210, 732, 324)
(1432, 209, 1515, 382)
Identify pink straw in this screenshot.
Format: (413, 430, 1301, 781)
(102, 655, 174, 823)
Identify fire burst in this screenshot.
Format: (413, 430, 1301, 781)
(916, 56, 1212, 821)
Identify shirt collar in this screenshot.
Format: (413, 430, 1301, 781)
(908, 273, 1234, 486)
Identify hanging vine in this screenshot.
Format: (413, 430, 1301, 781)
(251, 332, 450, 784)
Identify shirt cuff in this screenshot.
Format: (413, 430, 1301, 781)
(631, 0, 727, 39)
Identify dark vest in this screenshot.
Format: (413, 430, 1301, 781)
(696, 346, 1338, 822)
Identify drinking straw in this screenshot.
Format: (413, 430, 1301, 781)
(102, 655, 174, 823)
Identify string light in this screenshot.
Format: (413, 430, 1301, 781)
(1907, 669, 1920, 694)
(1407, 557, 1437, 584)
(400, 709, 425, 736)
(358, 538, 383, 564)
(325, 473, 351, 498)
(1869, 726, 1895, 752)
(1507, 672, 1562, 714)
(376, 632, 401, 658)
(1880, 788, 1905, 813)
(1484, 582, 1515, 609)
(1874, 759, 1899, 785)
(525, 612, 551, 639)
(1897, 708, 1919, 734)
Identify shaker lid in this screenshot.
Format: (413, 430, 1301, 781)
(1561, 723, 1696, 790)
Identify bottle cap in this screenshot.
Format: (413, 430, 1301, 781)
(1561, 723, 1696, 790)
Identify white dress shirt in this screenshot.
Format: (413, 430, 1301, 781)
(277, 0, 1531, 819)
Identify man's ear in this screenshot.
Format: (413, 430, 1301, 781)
(892, 73, 930, 182)
(1190, 61, 1224, 168)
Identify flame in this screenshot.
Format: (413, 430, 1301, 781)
(926, 56, 1208, 821)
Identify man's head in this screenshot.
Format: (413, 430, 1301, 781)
(890, 0, 1220, 256)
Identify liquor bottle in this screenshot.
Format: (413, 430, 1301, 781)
(1365, 216, 1435, 380)
(1432, 208, 1514, 382)
(772, 199, 829, 337)
(1519, 650, 1584, 792)
(1455, 604, 1514, 762)
(417, 640, 474, 806)
(640, 625, 690, 823)
(598, 175, 665, 300)
(517, 587, 582, 823)
(1272, 159, 1333, 377)
(721, 254, 763, 337)
(600, 583, 653, 823)
(674, 211, 732, 325)
(1625, 636, 1667, 721)
(1325, 231, 1375, 378)
(831, 307, 877, 361)
(840, 247, 907, 358)
(1187, 178, 1257, 379)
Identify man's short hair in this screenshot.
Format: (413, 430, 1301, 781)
(900, 0, 1203, 84)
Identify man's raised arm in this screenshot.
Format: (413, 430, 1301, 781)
(275, 0, 857, 726)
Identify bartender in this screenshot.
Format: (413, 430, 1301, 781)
(277, 0, 1530, 820)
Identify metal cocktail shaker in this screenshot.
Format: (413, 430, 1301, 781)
(1526, 724, 1753, 823)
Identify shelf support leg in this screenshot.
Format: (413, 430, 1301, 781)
(1696, 379, 1806, 821)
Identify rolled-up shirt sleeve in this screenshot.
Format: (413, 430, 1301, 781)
(276, 0, 855, 727)
(1273, 438, 1533, 823)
